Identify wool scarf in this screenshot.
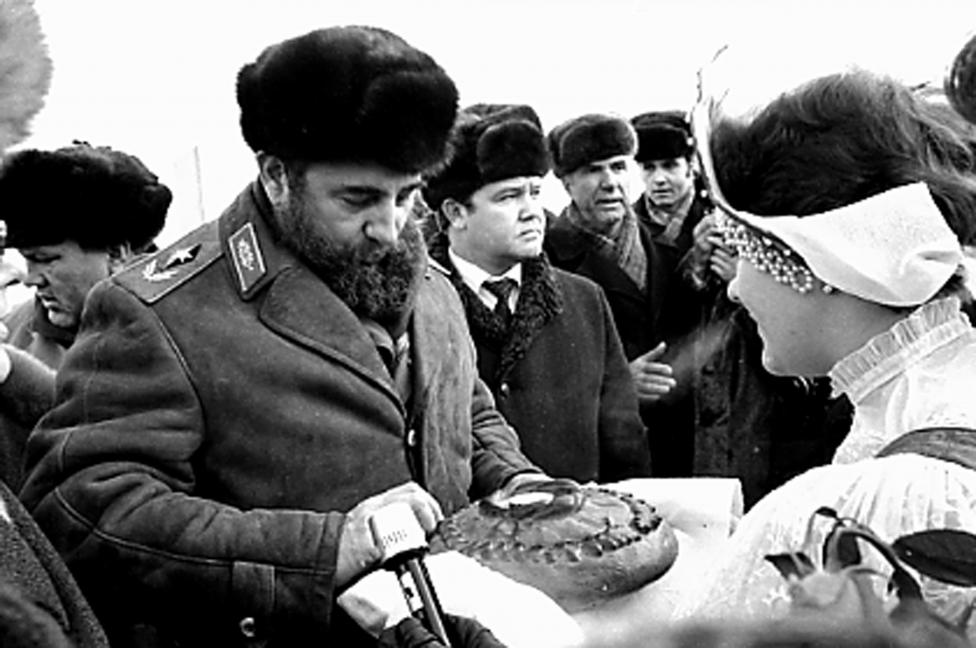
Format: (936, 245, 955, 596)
(565, 202, 647, 293)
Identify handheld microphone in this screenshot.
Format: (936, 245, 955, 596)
(369, 503, 452, 647)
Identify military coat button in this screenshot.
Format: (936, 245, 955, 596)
(499, 383, 510, 398)
(239, 616, 258, 638)
(405, 428, 418, 447)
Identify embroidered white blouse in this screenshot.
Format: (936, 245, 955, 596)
(671, 298, 976, 636)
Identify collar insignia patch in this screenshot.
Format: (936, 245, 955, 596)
(228, 222, 266, 293)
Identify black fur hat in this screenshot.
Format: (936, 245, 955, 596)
(423, 103, 550, 208)
(547, 113, 636, 177)
(631, 110, 694, 163)
(237, 25, 459, 174)
(0, 142, 171, 251)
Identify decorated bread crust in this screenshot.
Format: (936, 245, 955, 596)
(429, 479, 678, 612)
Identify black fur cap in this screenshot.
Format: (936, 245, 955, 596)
(547, 113, 637, 177)
(631, 110, 694, 163)
(423, 103, 551, 208)
(237, 25, 459, 174)
(0, 142, 171, 251)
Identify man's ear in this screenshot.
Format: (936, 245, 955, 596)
(257, 153, 289, 206)
(441, 198, 468, 231)
(107, 243, 133, 274)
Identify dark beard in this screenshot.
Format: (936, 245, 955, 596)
(274, 195, 427, 333)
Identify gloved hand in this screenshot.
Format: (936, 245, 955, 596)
(378, 614, 508, 648)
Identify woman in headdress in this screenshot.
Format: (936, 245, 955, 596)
(671, 55, 976, 639)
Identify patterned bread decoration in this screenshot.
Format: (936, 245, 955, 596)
(430, 479, 678, 612)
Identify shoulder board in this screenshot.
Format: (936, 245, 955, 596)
(115, 221, 222, 305)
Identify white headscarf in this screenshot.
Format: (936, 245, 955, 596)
(691, 48, 964, 307)
(731, 183, 962, 306)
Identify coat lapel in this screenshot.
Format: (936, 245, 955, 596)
(576, 244, 645, 306)
(546, 210, 645, 305)
(496, 257, 562, 381)
(425, 231, 562, 385)
(406, 269, 442, 423)
(218, 183, 403, 414)
(258, 266, 401, 407)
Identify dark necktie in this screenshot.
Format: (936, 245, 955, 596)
(483, 278, 517, 329)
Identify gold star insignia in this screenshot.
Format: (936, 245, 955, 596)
(162, 243, 202, 271)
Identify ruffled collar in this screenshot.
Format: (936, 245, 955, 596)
(829, 297, 972, 403)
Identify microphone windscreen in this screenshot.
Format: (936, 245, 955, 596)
(369, 503, 428, 565)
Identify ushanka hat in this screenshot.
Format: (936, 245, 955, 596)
(423, 103, 550, 208)
(237, 25, 459, 174)
(630, 110, 695, 163)
(0, 142, 171, 251)
(547, 113, 636, 177)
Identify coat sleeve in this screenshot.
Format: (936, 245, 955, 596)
(596, 287, 653, 481)
(467, 366, 542, 501)
(0, 345, 56, 428)
(0, 346, 57, 489)
(19, 281, 343, 643)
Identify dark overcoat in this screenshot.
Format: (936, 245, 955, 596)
(20, 184, 539, 648)
(631, 193, 711, 348)
(544, 204, 709, 475)
(428, 234, 650, 483)
(543, 208, 668, 361)
(0, 479, 107, 647)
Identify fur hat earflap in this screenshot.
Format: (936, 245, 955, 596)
(0, 142, 172, 251)
(547, 113, 636, 177)
(631, 110, 694, 163)
(237, 25, 459, 174)
(423, 103, 550, 208)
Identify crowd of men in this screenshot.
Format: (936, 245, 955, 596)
(0, 19, 869, 648)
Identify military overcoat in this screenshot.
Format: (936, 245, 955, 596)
(21, 183, 538, 647)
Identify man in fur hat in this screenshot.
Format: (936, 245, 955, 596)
(21, 26, 546, 648)
(0, 142, 171, 366)
(423, 103, 650, 483)
(0, 142, 171, 490)
(0, 0, 112, 646)
(626, 111, 724, 476)
(631, 111, 711, 254)
(543, 113, 686, 469)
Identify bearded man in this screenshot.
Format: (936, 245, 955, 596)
(21, 26, 543, 648)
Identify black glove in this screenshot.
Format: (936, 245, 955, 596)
(378, 614, 508, 648)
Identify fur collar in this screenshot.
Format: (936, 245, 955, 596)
(428, 231, 564, 382)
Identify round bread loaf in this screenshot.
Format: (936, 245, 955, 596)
(429, 479, 678, 612)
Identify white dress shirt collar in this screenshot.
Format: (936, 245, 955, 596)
(448, 248, 522, 310)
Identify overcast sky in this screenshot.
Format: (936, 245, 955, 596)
(20, 0, 976, 244)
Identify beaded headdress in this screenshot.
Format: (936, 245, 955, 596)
(715, 213, 816, 294)
(691, 49, 963, 307)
